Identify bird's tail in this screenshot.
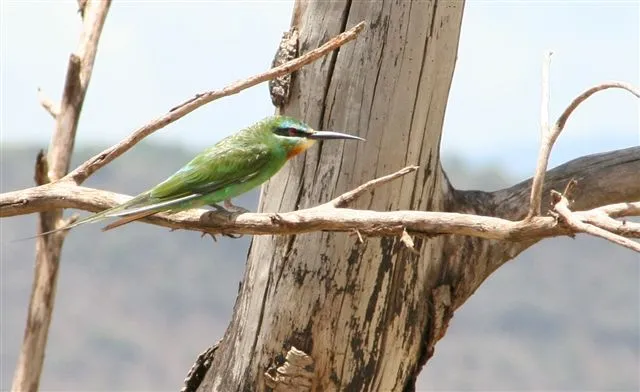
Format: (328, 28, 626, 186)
(10, 193, 151, 242)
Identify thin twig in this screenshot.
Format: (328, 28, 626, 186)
(527, 51, 553, 218)
(351, 228, 364, 243)
(37, 88, 59, 119)
(541, 51, 552, 137)
(66, 21, 367, 185)
(33, 150, 49, 186)
(327, 165, 419, 208)
(556, 82, 640, 131)
(11, 2, 111, 392)
(583, 213, 640, 238)
(553, 191, 640, 252)
(77, 0, 87, 17)
(400, 228, 420, 255)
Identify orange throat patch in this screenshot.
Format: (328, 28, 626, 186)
(287, 139, 317, 158)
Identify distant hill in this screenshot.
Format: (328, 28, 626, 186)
(1, 144, 638, 391)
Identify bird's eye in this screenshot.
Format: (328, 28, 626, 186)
(275, 127, 301, 137)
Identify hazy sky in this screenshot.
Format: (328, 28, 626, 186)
(1, 1, 638, 177)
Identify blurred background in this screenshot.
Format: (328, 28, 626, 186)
(1, 1, 638, 390)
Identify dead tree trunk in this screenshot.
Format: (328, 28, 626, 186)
(1, 0, 635, 390)
(198, 1, 465, 390)
(191, 0, 639, 390)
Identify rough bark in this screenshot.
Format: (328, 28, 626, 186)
(197, 1, 468, 390)
(3, 0, 636, 390)
(193, 1, 639, 390)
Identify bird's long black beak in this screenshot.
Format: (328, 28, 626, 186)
(308, 130, 365, 141)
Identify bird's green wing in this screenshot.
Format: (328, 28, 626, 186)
(149, 142, 274, 200)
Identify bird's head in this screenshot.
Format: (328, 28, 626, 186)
(268, 116, 365, 158)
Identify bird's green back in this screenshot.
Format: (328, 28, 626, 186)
(15, 115, 366, 240)
(147, 117, 292, 205)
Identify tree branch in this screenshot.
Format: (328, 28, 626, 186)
(587, 201, 640, 218)
(37, 88, 59, 119)
(65, 21, 366, 185)
(488, 146, 640, 220)
(528, 50, 553, 217)
(11, 2, 111, 392)
(3, 163, 639, 247)
(556, 82, 640, 131)
(552, 190, 640, 252)
(325, 165, 419, 208)
(527, 54, 640, 219)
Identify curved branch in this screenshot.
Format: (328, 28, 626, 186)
(527, 78, 640, 218)
(556, 82, 640, 131)
(65, 21, 366, 185)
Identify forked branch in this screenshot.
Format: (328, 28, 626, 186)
(527, 52, 640, 219)
(552, 190, 640, 252)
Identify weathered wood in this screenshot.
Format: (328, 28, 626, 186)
(3, 0, 636, 389)
(11, 2, 111, 391)
(3, 148, 639, 241)
(197, 1, 466, 390)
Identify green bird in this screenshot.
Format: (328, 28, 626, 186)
(35, 115, 364, 236)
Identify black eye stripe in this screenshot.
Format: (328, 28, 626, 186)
(275, 127, 302, 137)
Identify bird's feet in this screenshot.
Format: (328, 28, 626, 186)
(202, 201, 246, 239)
(206, 200, 249, 221)
(223, 199, 249, 214)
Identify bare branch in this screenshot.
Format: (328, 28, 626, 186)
(400, 228, 420, 255)
(47, 55, 83, 179)
(589, 201, 640, 218)
(77, 0, 87, 18)
(351, 228, 364, 244)
(527, 51, 640, 220)
(492, 146, 640, 220)
(540, 51, 552, 136)
(2, 168, 639, 248)
(11, 2, 111, 391)
(582, 213, 640, 237)
(33, 150, 50, 186)
(37, 88, 59, 119)
(527, 51, 552, 218)
(556, 82, 640, 131)
(66, 21, 367, 185)
(552, 191, 640, 252)
(326, 165, 419, 208)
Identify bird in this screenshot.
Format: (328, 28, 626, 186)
(30, 115, 364, 237)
